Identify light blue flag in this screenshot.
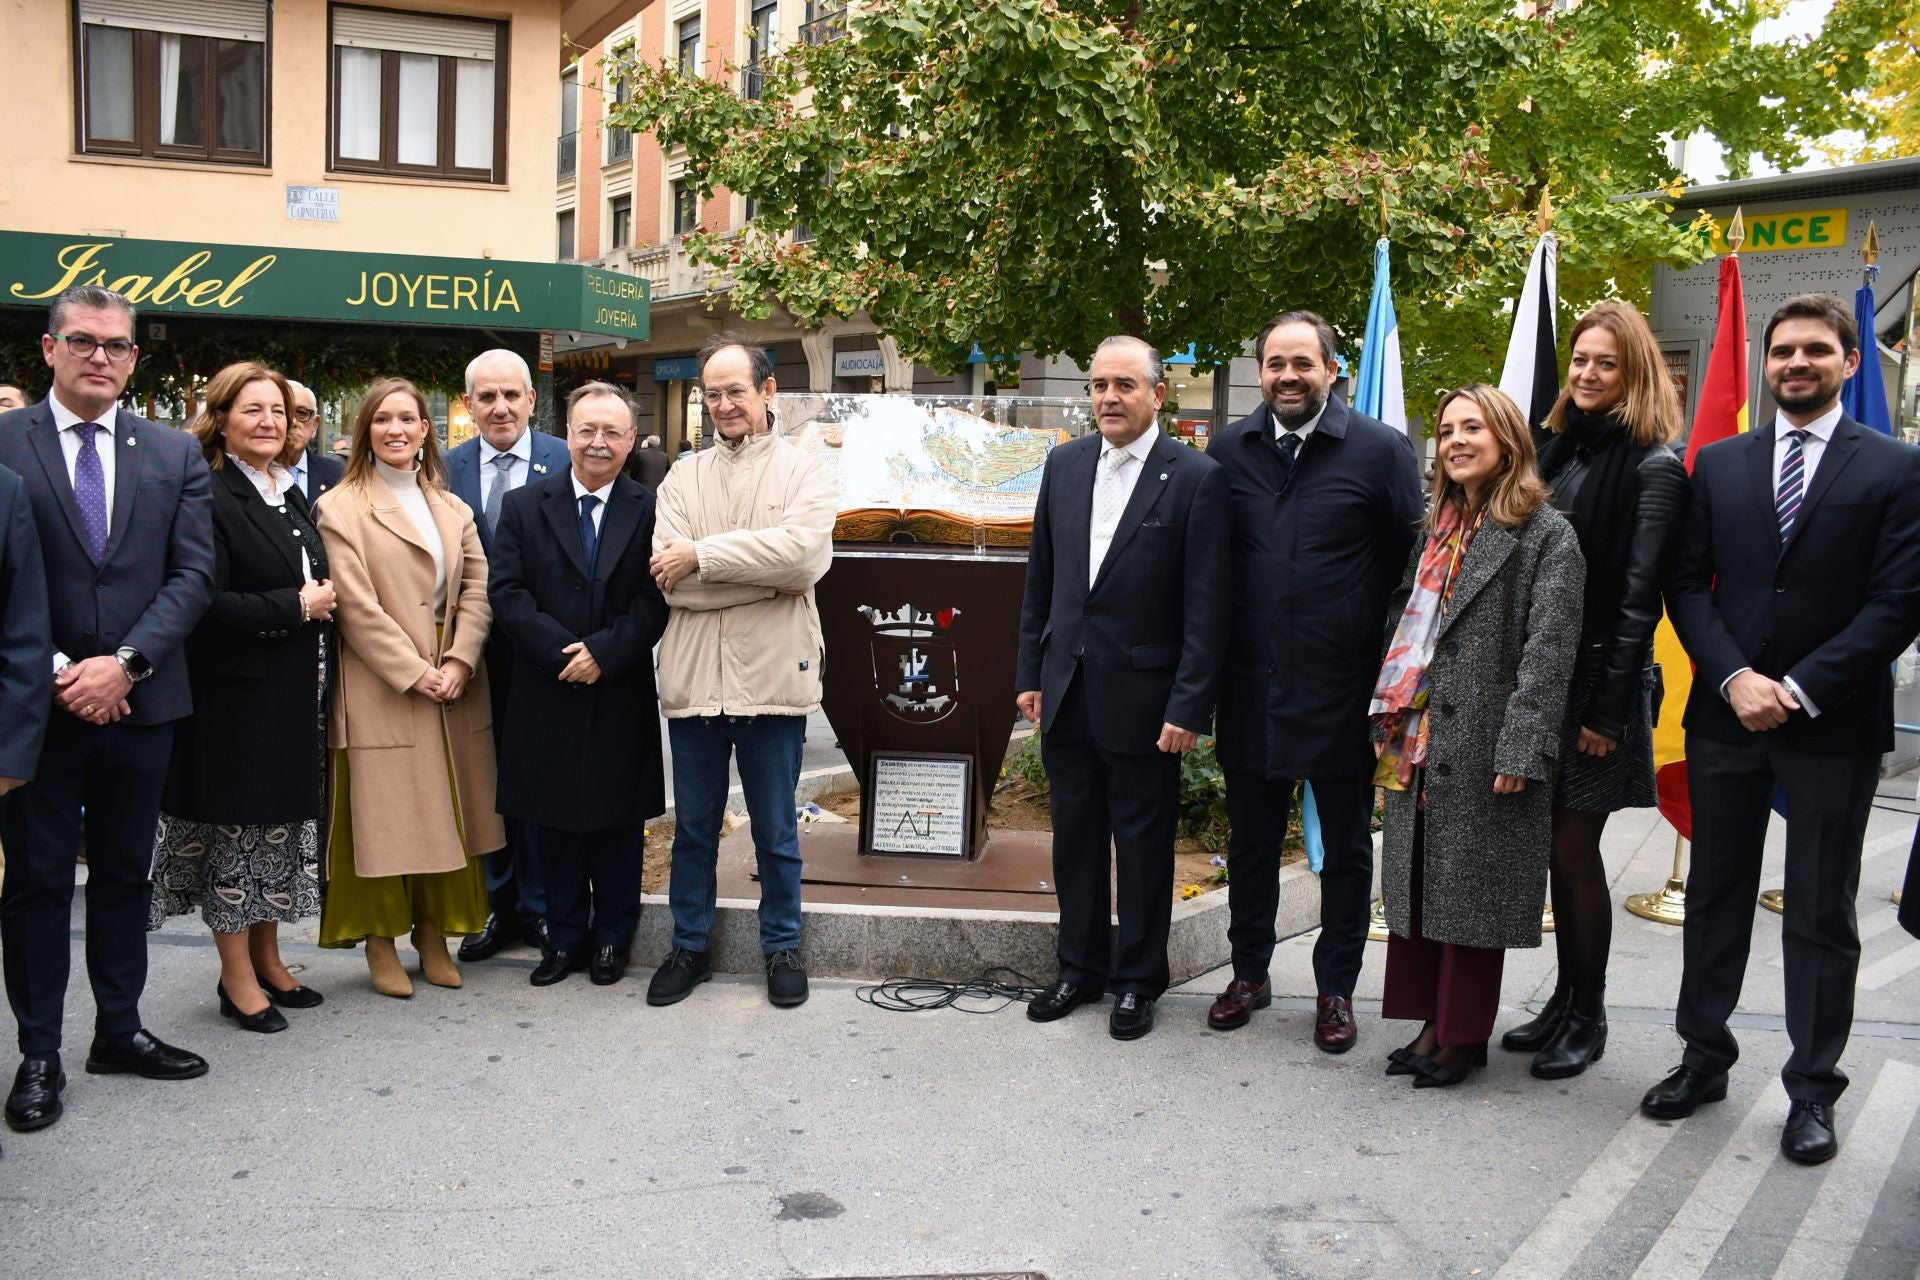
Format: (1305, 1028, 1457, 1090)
(1841, 276, 1893, 434)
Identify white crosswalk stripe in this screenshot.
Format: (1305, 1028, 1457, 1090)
(1771, 1060, 1920, 1279)
(1857, 940, 1920, 992)
(1630, 1089, 1781, 1279)
(1494, 1115, 1682, 1280)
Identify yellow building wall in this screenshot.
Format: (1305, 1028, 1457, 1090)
(0, 0, 564, 263)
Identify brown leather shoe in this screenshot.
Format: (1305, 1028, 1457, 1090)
(1207, 977, 1272, 1031)
(1314, 994, 1357, 1054)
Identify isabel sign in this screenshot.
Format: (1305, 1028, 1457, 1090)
(0, 231, 648, 341)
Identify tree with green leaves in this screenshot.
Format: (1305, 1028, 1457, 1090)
(610, 0, 1896, 410)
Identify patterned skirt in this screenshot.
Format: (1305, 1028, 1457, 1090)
(149, 632, 328, 933)
(1553, 661, 1658, 813)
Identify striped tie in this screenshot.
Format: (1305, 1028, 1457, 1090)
(1776, 429, 1808, 539)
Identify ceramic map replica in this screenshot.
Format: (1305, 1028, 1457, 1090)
(781, 396, 1069, 546)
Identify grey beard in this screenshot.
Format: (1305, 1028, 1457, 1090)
(1270, 387, 1328, 430)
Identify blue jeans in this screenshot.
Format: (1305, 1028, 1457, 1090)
(667, 714, 806, 954)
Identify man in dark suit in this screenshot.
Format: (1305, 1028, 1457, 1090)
(1205, 311, 1423, 1051)
(0, 285, 215, 1137)
(0, 457, 51, 1160)
(1015, 336, 1229, 1040)
(444, 348, 570, 963)
(489, 382, 669, 986)
(1649, 293, 1920, 1165)
(283, 380, 342, 502)
(629, 435, 671, 491)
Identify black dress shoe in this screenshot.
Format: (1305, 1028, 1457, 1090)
(530, 948, 587, 986)
(1531, 994, 1606, 1080)
(84, 1030, 209, 1080)
(1501, 986, 1571, 1053)
(217, 984, 289, 1034)
(1109, 993, 1155, 1041)
(646, 948, 712, 1006)
(5, 1059, 66, 1132)
(590, 946, 629, 986)
(1385, 1039, 1423, 1077)
(255, 973, 324, 1010)
(1027, 979, 1104, 1023)
(1640, 1065, 1729, 1119)
(1781, 1101, 1838, 1165)
(457, 914, 520, 962)
(1410, 1042, 1487, 1089)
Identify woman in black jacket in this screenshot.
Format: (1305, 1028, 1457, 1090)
(1502, 302, 1688, 1078)
(150, 363, 337, 1032)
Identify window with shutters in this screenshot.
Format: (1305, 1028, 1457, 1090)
(74, 0, 270, 165)
(329, 5, 509, 183)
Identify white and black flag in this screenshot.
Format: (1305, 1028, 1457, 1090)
(1498, 231, 1559, 432)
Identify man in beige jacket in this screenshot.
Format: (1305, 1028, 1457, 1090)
(646, 334, 837, 1009)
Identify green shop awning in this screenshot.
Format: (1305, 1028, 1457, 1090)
(0, 231, 648, 342)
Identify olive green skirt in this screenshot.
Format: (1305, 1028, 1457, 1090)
(318, 748, 488, 948)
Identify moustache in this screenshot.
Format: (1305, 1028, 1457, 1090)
(584, 446, 615, 459)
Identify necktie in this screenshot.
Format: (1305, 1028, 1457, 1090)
(1276, 429, 1302, 481)
(73, 423, 109, 563)
(1777, 428, 1808, 539)
(578, 494, 601, 579)
(484, 452, 515, 533)
(1089, 446, 1131, 587)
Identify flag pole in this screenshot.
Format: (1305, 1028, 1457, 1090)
(1534, 184, 1559, 937)
(1627, 832, 1690, 924)
(1761, 217, 1878, 918)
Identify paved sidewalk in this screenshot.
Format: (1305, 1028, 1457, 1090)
(2, 790, 1916, 1278)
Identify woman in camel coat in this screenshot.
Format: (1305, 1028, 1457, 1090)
(313, 377, 505, 998)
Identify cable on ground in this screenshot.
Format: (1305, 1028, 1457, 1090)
(853, 967, 1047, 1014)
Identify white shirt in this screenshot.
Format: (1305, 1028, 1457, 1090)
(50, 393, 117, 528)
(375, 458, 447, 613)
(1089, 425, 1159, 587)
(570, 470, 617, 536)
(1718, 403, 1846, 719)
(229, 455, 314, 583)
(1270, 400, 1327, 446)
(480, 428, 536, 494)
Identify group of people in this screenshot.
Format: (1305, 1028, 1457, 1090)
(0, 286, 836, 1155)
(1016, 296, 1920, 1169)
(0, 282, 1914, 1175)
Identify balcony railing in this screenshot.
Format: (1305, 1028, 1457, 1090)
(800, 6, 847, 45)
(607, 128, 632, 163)
(557, 130, 577, 179)
(742, 59, 767, 101)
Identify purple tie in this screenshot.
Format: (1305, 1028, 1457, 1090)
(74, 423, 109, 563)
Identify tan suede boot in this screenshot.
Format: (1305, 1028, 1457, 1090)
(365, 935, 413, 999)
(412, 924, 462, 988)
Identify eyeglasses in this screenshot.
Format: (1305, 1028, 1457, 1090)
(292, 407, 317, 423)
(569, 426, 633, 443)
(50, 333, 136, 363)
(700, 385, 759, 407)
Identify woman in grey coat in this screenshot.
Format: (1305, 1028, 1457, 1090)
(1370, 384, 1585, 1088)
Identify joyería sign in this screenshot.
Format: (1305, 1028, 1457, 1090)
(0, 231, 648, 340)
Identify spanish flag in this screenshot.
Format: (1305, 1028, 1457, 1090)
(1654, 252, 1749, 837)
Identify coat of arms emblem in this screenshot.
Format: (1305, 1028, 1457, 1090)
(857, 603, 962, 724)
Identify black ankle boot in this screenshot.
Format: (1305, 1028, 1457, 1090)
(1501, 986, 1569, 1053)
(1531, 991, 1606, 1080)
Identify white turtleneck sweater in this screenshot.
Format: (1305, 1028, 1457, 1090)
(374, 456, 447, 613)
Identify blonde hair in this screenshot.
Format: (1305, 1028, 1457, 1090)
(188, 363, 293, 472)
(340, 378, 447, 490)
(1428, 384, 1550, 530)
(1542, 301, 1681, 447)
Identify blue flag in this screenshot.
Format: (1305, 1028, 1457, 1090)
(1841, 278, 1893, 434)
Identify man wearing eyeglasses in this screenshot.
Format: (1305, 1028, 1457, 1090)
(445, 349, 570, 966)
(0, 285, 215, 1140)
(283, 380, 342, 502)
(487, 383, 669, 987)
(645, 333, 836, 1010)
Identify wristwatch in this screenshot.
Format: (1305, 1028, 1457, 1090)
(115, 646, 153, 684)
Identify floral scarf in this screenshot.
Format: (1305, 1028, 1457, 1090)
(1370, 501, 1480, 791)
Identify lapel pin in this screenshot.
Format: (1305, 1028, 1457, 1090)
(533, 462, 549, 474)
(1159, 472, 1168, 481)
(127, 437, 137, 447)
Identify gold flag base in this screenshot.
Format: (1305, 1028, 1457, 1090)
(1368, 897, 1390, 942)
(1896, 889, 1904, 908)
(1759, 888, 1785, 915)
(1541, 904, 1556, 933)
(1626, 876, 1688, 925)
(1626, 832, 1690, 926)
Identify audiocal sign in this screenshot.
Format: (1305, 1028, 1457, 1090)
(0, 231, 648, 341)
